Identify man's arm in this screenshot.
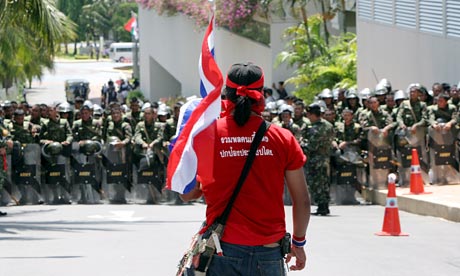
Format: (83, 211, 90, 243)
(179, 182, 203, 202)
(285, 167, 310, 271)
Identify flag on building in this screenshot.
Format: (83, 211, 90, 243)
(166, 15, 223, 194)
(124, 16, 138, 40)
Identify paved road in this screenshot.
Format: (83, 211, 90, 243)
(25, 60, 131, 106)
(1, 203, 459, 276)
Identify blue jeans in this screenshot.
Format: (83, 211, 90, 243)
(206, 242, 286, 276)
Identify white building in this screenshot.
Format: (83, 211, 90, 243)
(138, 8, 296, 101)
(357, 0, 460, 91)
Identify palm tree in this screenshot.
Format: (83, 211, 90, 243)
(0, 0, 75, 94)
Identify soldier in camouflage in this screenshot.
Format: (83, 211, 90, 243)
(124, 97, 143, 131)
(301, 104, 335, 215)
(104, 106, 132, 147)
(40, 104, 73, 145)
(133, 106, 165, 163)
(361, 96, 393, 137)
(396, 85, 428, 134)
(72, 105, 103, 143)
(427, 92, 457, 131)
(0, 122, 13, 215)
(7, 109, 38, 144)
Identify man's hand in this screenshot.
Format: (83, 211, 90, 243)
(61, 141, 70, 146)
(285, 245, 306, 271)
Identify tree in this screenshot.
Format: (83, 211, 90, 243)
(276, 14, 356, 103)
(0, 0, 75, 93)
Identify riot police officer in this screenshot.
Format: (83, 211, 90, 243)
(40, 103, 73, 204)
(133, 106, 165, 204)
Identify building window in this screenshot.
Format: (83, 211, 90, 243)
(395, 0, 416, 29)
(419, 0, 443, 35)
(358, 0, 373, 20)
(374, 0, 393, 24)
(446, 0, 460, 37)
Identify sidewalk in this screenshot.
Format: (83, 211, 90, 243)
(363, 184, 460, 222)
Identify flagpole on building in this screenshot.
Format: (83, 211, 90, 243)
(131, 11, 140, 80)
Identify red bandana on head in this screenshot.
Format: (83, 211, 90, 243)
(223, 71, 265, 116)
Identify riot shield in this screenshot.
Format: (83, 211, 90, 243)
(41, 143, 72, 204)
(131, 148, 165, 204)
(334, 145, 364, 204)
(12, 144, 43, 204)
(71, 141, 103, 204)
(367, 131, 394, 189)
(101, 142, 130, 203)
(395, 127, 429, 186)
(428, 127, 460, 185)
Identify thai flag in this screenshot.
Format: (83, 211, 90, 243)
(166, 15, 223, 194)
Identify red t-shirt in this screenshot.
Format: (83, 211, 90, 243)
(195, 115, 306, 246)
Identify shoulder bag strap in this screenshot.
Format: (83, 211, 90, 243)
(217, 120, 270, 225)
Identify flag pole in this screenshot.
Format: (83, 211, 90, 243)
(131, 11, 140, 80)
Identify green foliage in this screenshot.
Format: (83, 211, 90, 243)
(277, 14, 356, 104)
(127, 90, 145, 103)
(0, 0, 75, 94)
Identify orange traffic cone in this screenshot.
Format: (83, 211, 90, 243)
(407, 148, 432, 195)
(375, 174, 409, 236)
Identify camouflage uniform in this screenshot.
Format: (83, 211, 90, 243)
(301, 118, 335, 212)
(334, 121, 363, 148)
(427, 104, 457, 127)
(6, 120, 37, 144)
(396, 99, 428, 129)
(124, 111, 143, 131)
(104, 119, 133, 144)
(361, 108, 393, 133)
(72, 118, 103, 142)
(164, 117, 177, 142)
(133, 120, 165, 151)
(278, 120, 302, 141)
(293, 116, 310, 135)
(40, 117, 73, 144)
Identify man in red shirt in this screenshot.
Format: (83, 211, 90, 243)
(181, 63, 311, 275)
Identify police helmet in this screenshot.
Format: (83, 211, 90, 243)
(359, 88, 372, 101)
(157, 104, 169, 116)
(374, 83, 387, 96)
(378, 78, 392, 93)
(345, 89, 359, 99)
(106, 136, 121, 145)
(319, 88, 333, 99)
(141, 102, 151, 112)
(332, 89, 339, 101)
(92, 104, 103, 116)
(394, 90, 407, 101)
(58, 102, 73, 113)
(279, 104, 294, 114)
(79, 140, 102, 156)
(44, 142, 63, 156)
(83, 100, 93, 109)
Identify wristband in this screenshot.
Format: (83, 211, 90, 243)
(292, 235, 306, 247)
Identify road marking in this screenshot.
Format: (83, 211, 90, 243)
(88, 211, 144, 222)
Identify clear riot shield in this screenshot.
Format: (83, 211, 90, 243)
(368, 131, 393, 189)
(41, 143, 72, 204)
(101, 142, 130, 203)
(428, 127, 460, 185)
(334, 145, 365, 204)
(395, 127, 429, 186)
(71, 141, 103, 204)
(132, 147, 165, 204)
(12, 144, 42, 204)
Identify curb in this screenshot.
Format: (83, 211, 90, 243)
(362, 188, 460, 222)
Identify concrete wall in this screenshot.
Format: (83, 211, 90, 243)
(138, 8, 298, 101)
(357, 20, 460, 91)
